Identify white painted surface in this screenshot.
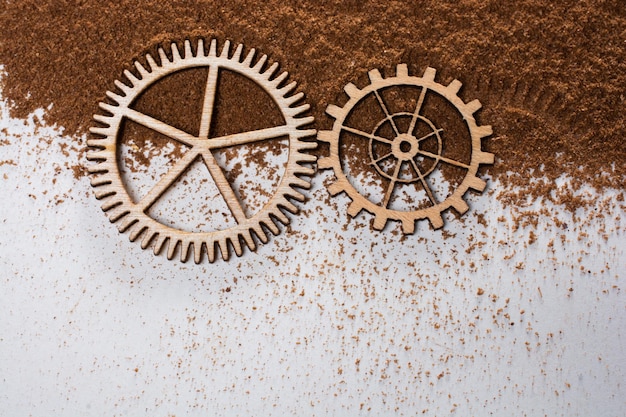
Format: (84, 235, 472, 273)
(0, 93, 624, 416)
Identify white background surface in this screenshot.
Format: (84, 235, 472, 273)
(1, 90, 625, 416)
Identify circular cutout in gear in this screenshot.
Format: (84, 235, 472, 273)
(87, 39, 316, 263)
(318, 64, 494, 233)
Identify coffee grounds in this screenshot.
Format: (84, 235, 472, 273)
(1, 1, 624, 210)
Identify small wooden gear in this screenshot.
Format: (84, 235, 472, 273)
(87, 39, 316, 263)
(318, 64, 494, 233)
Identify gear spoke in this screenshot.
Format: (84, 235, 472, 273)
(369, 151, 393, 166)
(207, 125, 291, 149)
(417, 128, 444, 142)
(199, 65, 219, 139)
(374, 90, 400, 136)
(410, 159, 437, 205)
(382, 159, 402, 208)
(408, 87, 427, 135)
(341, 126, 393, 145)
(199, 149, 247, 224)
(137, 149, 200, 211)
(125, 108, 196, 147)
(418, 149, 470, 170)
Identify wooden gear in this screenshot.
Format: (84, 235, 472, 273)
(317, 64, 494, 233)
(87, 39, 316, 263)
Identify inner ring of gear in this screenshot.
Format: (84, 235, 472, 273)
(86, 39, 317, 263)
(369, 112, 443, 183)
(318, 64, 495, 233)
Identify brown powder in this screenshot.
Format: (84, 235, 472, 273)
(1, 0, 625, 211)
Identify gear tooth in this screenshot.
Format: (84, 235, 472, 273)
(197, 39, 206, 57)
(170, 42, 182, 62)
(447, 79, 463, 94)
(272, 71, 289, 86)
(231, 236, 244, 257)
(145, 53, 158, 71)
(193, 242, 203, 264)
(295, 166, 315, 177)
(88, 128, 110, 138)
(272, 208, 290, 225)
(232, 43, 244, 62)
(466, 99, 482, 114)
(106, 90, 124, 102)
(86, 141, 107, 150)
(280, 81, 298, 97)
(123, 69, 139, 85)
(452, 198, 469, 215)
(264, 62, 280, 79)
(141, 231, 155, 249)
(284, 91, 303, 105)
(347, 201, 363, 217)
(112, 80, 131, 94)
(220, 39, 231, 58)
(317, 156, 334, 169)
(206, 242, 217, 263)
(86, 149, 107, 160)
(242, 48, 256, 66)
(343, 82, 360, 99)
(373, 214, 388, 230)
(476, 125, 493, 138)
(87, 137, 107, 147)
(317, 130, 335, 144)
(166, 239, 178, 260)
(93, 114, 112, 126)
(101, 197, 121, 211)
(263, 218, 280, 236)
(241, 231, 256, 252)
(479, 151, 495, 165)
(90, 175, 111, 187)
(280, 199, 299, 214)
(423, 67, 437, 81)
(158, 48, 170, 65)
(327, 182, 345, 196)
(134, 61, 148, 77)
(117, 216, 136, 233)
(252, 225, 269, 244)
(368, 69, 383, 82)
(252, 54, 268, 71)
(294, 116, 314, 127)
(128, 223, 145, 242)
(98, 102, 118, 114)
(294, 137, 317, 151)
(402, 218, 416, 234)
(428, 213, 444, 230)
(94, 187, 114, 200)
(88, 162, 108, 175)
(153, 235, 167, 255)
(466, 176, 487, 192)
(107, 205, 129, 223)
(288, 104, 310, 117)
(290, 177, 312, 190)
(396, 63, 409, 77)
(218, 239, 230, 261)
(183, 39, 193, 58)
(325, 104, 343, 120)
(179, 240, 191, 263)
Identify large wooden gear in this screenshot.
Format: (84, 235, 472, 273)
(318, 63, 494, 233)
(87, 39, 316, 263)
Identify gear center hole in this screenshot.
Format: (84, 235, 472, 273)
(400, 140, 412, 153)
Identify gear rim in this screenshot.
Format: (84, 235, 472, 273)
(318, 63, 495, 234)
(87, 39, 317, 263)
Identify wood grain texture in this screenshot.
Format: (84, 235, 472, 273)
(87, 39, 317, 263)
